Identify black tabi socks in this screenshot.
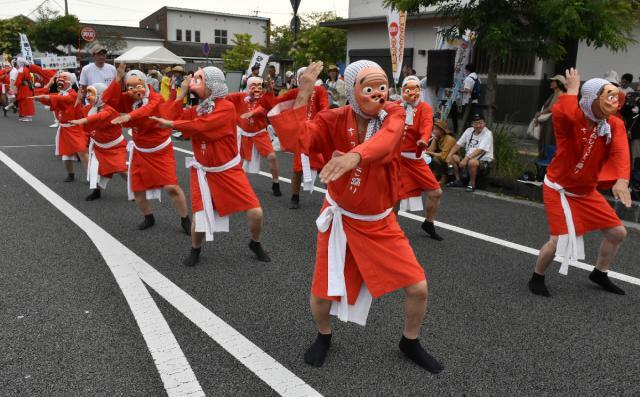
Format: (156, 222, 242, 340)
(138, 214, 155, 230)
(528, 272, 551, 297)
(249, 240, 271, 262)
(64, 173, 75, 182)
(304, 332, 332, 367)
(421, 220, 444, 241)
(85, 189, 101, 201)
(181, 216, 192, 236)
(589, 268, 626, 295)
(399, 335, 443, 374)
(272, 182, 282, 197)
(289, 194, 300, 209)
(183, 247, 201, 267)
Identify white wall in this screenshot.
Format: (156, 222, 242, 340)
(576, 26, 640, 81)
(167, 10, 268, 45)
(92, 38, 164, 56)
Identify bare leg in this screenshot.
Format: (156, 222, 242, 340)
(304, 295, 333, 367)
(467, 159, 479, 188)
(246, 207, 270, 262)
(529, 236, 558, 297)
(291, 171, 302, 195)
(164, 185, 188, 218)
(448, 155, 461, 182)
(63, 159, 74, 174)
(183, 221, 204, 267)
(191, 221, 205, 248)
(425, 189, 442, 222)
(589, 226, 627, 295)
(134, 191, 155, 230)
(267, 152, 279, 182)
(403, 280, 428, 339)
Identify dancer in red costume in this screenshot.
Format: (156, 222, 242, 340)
(396, 76, 444, 240)
(106, 63, 190, 233)
(150, 67, 271, 266)
(529, 68, 632, 297)
(15, 58, 35, 122)
(268, 60, 443, 373)
(69, 83, 128, 201)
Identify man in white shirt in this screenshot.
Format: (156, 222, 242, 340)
(457, 63, 480, 134)
(446, 113, 493, 192)
(78, 45, 116, 100)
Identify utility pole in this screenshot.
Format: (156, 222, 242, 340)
(64, 0, 68, 15)
(290, 0, 301, 44)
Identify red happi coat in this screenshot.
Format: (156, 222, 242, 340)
(269, 102, 426, 304)
(544, 94, 630, 235)
(226, 92, 274, 161)
(102, 80, 178, 191)
(396, 100, 440, 199)
(166, 98, 260, 216)
(38, 90, 88, 155)
(15, 67, 35, 117)
(82, 104, 128, 177)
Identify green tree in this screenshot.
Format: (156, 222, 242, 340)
(0, 16, 35, 55)
(222, 33, 262, 71)
(385, 0, 640, 124)
(30, 5, 81, 53)
(264, 24, 294, 60)
(97, 32, 126, 54)
(289, 12, 347, 67)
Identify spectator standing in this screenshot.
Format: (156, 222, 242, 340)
(620, 73, 634, 94)
(160, 66, 172, 100)
(146, 69, 160, 92)
(426, 120, 457, 185)
(457, 63, 480, 134)
(534, 74, 567, 158)
(266, 65, 282, 95)
(78, 45, 116, 100)
(446, 113, 494, 192)
(325, 65, 346, 107)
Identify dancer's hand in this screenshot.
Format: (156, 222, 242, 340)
(116, 63, 126, 82)
(319, 151, 360, 184)
(612, 179, 632, 207)
(565, 68, 580, 96)
(416, 139, 428, 148)
(111, 114, 131, 125)
(295, 61, 323, 107)
(240, 111, 253, 119)
(149, 116, 174, 129)
(69, 118, 88, 125)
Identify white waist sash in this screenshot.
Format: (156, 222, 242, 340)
(301, 154, 317, 193)
(127, 137, 172, 202)
(400, 150, 432, 164)
(398, 151, 432, 212)
(239, 128, 267, 174)
(185, 154, 241, 241)
(544, 176, 585, 275)
(87, 135, 124, 189)
(55, 123, 76, 161)
(316, 192, 393, 325)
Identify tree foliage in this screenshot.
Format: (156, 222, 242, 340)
(0, 16, 35, 56)
(30, 5, 81, 53)
(97, 32, 126, 54)
(222, 33, 262, 71)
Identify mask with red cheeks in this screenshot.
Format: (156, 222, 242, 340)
(86, 87, 97, 106)
(593, 84, 620, 117)
(354, 68, 388, 117)
(57, 73, 72, 91)
(249, 81, 263, 99)
(402, 81, 420, 103)
(125, 76, 146, 101)
(189, 69, 208, 99)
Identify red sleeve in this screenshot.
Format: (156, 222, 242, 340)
(351, 103, 405, 166)
(85, 106, 117, 129)
(102, 80, 126, 112)
(315, 86, 330, 111)
(128, 92, 163, 120)
(173, 101, 236, 141)
(29, 64, 57, 81)
(552, 94, 579, 138)
(34, 87, 50, 96)
(226, 92, 244, 106)
(598, 118, 631, 187)
(419, 102, 434, 142)
(47, 93, 76, 109)
(82, 104, 92, 117)
(276, 89, 298, 104)
(258, 92, 276, 111)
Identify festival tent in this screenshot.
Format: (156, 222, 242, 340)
(114, 46, 185, 65)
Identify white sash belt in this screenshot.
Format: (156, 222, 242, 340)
(544, 176, 585, 275)
(301, 153, 317, 193)
(126, 137, 172, 202)
(55, 123, 76, 161)
(240, 128, 267, 174)
(185, 154, 241, 241)
(400, 150, 432, 164)
(398, 151, 432, 212)
(316, 192, 393, 326)
(87, 135, 124, 189)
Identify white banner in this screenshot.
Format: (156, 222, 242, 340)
(386, 9, 407, 85)
(36, 56, 79, 70)
(246, 51, 270, 77)
(19, 33, 34, 64)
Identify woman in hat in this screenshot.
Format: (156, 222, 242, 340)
(325, 65, 346, 108)
(426, 119, 457, 185)
(534, 74, 567, 158)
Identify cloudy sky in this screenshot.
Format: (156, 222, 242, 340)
(4, 0, 349, 27)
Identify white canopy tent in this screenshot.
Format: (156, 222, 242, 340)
(115, 46, 185, 65)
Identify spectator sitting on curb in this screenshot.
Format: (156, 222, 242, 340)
(427, 120, 457, 186)
(445, 113, 494, 192)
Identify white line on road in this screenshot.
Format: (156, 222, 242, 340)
(0, 149, 322, 397)
(176, 146, 640, 287)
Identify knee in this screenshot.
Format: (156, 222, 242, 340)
(605, 226, 627, 244)
(405, 280, 428, 301)
(468, 159, 479, 169)
(267, 152, 277, 161)
(429, 189, 443, 199)
(547, 236, 559, 250)
(164, 185, 181, 196)
(247, 207, 263, 221)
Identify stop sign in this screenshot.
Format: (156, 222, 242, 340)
(81, 27, 97, 42)
(388, 22, 399, 37)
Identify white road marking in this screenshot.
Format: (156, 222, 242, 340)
(174, 145, 639, 286)
(1, 149, 322, 397)
(0, 150, 205, 397)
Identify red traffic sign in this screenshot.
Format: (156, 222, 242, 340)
(389, 22, 399, 37)
(81, 27, 97, 42)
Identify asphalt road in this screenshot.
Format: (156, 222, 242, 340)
(1, 107, 639, 396)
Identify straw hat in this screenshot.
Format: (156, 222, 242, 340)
(433, 120, 452, 135)
(171, 66, 185, 74)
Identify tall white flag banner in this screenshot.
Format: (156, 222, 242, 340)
(19, 33, 34, 64)
(387, 9, 407, 85)
(246, 51, 270, 77)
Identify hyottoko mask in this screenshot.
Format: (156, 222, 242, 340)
(353, 67, 388, 118)
(247, 77, 263, 99)
(189, 69, 208, 99)
(402, 77, 420, 104)
(593, 83, 620, 117)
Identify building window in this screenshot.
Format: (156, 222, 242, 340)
(195, 30, 200, 43)
(176, 29, 182, 41)
(186, 29, 191, 42)
(214, 29, 228, 45)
